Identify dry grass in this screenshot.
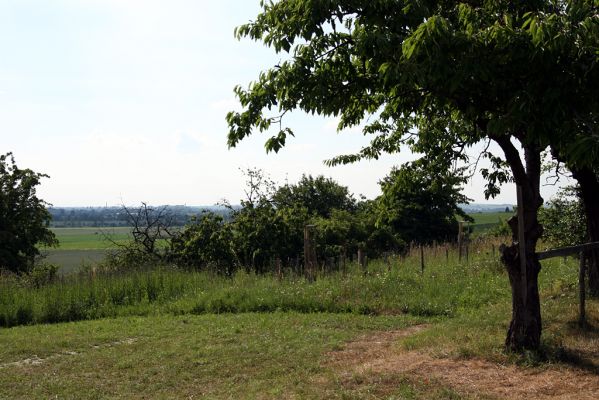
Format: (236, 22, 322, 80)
(319, 324, 599, 399)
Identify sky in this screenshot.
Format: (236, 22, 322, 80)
(0, 0, 569, 207)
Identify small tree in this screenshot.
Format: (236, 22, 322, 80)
(0, 153, 57, 274)
(169, 212, 237, 275)
(273, 174, 356, 218)
(539, 187, 586, 249)
(376, 162, 472, 245)
(103, 203, 174, 269)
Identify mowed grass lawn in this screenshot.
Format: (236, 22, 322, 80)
(0, 313, 437, 399)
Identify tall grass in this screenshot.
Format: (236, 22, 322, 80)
(1, 240, 573, 329)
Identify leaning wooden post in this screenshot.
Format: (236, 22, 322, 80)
(304, 225, 316, 282)
(420, 245, 425, 274)
(458, 221, 464, 262)
(517, 185, 528, 308)
(465, 242, 469, 264)
(358, 249, 365, 274)
(276, 257, 282, 281)
(579, 251, 587, 328)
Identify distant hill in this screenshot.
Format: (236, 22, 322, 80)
(49, 203, 512, 228)
(48, 205, 234, 228)
(460, 203, 514, 213)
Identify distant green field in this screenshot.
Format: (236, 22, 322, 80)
(40, 228, 132, 274)
(42, 249, 110, 275)
(48, 227, 132, 250)
(468, 211, 512, 225)
(467, 211, 512, 232)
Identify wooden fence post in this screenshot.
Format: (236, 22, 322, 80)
(276, 257, 282, 281)
(358, 249, 366, 274)
(304, 225, 317, 282)
(458, 221, 464, 262)
(420, 245, 425, 274)
(579, 251, 587, 328)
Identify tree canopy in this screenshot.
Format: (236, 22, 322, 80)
(273, 174, 356, 218)
(0, 153, 57, 274)
(376, 161, 471, 245)
(227, 1, 598, 167)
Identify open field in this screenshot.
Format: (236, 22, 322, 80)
(3, 243, 599, 398)
(41, 227, 133, 274)
(467, 211, 511, 232)
(48, 227, 132, 250)
(42, 250, 110, 275)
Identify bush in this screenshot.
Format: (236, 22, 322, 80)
(169, 213, 237, 274)
(539, 188, 586, 248)
(25, 263, 59, 288)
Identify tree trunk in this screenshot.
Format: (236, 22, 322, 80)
(501, 213, 543, 351)
(571, 166, 599, 296)
(495, 138, 544, 351)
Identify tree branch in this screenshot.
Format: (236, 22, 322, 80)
(492, 135, 527, 186)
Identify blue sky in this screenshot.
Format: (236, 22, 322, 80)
(0, 1, 566, 206)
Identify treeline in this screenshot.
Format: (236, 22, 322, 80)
(48, 205, 231, 227)
(113, 166, 471, 275)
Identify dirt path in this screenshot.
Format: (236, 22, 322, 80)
(324, 325, 599, 399)
(0, 338, 137, 370)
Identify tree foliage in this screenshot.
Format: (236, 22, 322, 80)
(0, 153, 57, 274)
(539, 187, 586, 248)
(169, 169, 406, 274)
(169, 212, 237, 275)
(273, 174, 356, 218)
(228, 1, 598, 166)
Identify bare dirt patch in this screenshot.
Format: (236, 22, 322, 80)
(324, 326, 599, 399)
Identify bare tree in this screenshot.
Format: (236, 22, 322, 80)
(102, 202, 175, 268)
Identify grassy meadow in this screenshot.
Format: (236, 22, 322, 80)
(3, 236, 598, 398)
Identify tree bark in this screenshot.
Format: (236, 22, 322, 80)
(570, 166, 599, 296)
(495, 137, 544, 351)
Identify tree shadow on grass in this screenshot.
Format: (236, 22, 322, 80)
(534, 320, 599, 375)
